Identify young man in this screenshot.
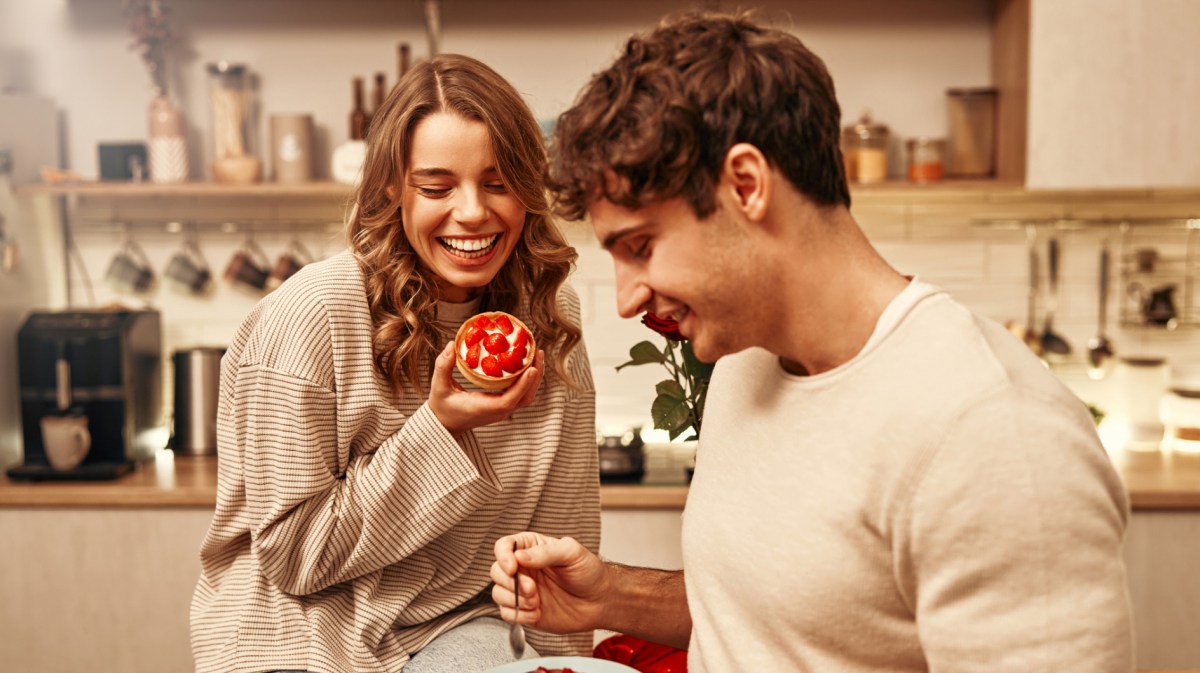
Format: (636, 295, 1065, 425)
(492, 11, 1134, 672)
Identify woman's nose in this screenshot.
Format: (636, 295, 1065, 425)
(453, 187, 487, 225)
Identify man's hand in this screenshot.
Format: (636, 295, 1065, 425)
(428, 342, 543, 435)
(490, 532, 610, 634)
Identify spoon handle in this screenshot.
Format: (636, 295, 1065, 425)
(1099, 245, 1109, 329)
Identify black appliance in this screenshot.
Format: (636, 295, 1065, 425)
(7, 309, 161, 481)
(598, 426, 645, 483)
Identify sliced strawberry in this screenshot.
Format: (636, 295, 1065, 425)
(511, 345, 528, 364)
(484, 332, 509, 355)
(474, 315, 496, 331)
(512, 327, 529, 350)
(498, 350, 525, 373)
(465, 342, 481, 368)
(481, 354, 503, 378)
(495, 314, 514, 334)
(464, 326, 486, 348)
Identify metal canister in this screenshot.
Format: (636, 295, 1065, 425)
(170, 347, 225, 455)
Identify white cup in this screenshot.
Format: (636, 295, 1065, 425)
(41, 415, 92, 470)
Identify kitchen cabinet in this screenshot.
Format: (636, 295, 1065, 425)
(3, 449, 1199, 671)
(1024, 0, 1200, 189)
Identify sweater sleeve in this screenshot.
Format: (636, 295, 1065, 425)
(895, 390, 1134, 672)
(236, 362, 494, 597)
(524, 337, 601, 658)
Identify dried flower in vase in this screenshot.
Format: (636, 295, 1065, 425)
(125, 0, 175, 96)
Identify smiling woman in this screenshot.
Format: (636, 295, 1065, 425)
(190, 53, 600, 673)
(399, 112, 527, 301)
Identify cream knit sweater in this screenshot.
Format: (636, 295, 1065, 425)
(683, 280, 1133, 672)
(191, 251, 599, 673)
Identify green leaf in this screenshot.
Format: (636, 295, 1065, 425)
(615, 340, 665, 371)
(655, 379, 686, 399)
(651, 392, 691, 435)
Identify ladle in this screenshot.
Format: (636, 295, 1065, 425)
(1087, 244, 1115, 376)
(1040, 237, 1071, 357)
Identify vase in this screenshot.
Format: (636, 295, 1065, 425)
(148, 94, 189, 184)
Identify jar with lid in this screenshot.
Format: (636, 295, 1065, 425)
(946, 87, 997, 178)
(906, 137, 945, 183)
(841, 111, 890, 184)
(1116, 356, 1169, 452)
(1161, 363, 1200, 454)
(207, 61, 262, 184)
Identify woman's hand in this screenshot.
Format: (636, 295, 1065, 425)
(428, 341, 544, 435)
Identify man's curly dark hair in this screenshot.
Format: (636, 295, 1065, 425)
(549, 10, 850, 221)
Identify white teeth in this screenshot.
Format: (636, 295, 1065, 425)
(440, 234, 498, 257)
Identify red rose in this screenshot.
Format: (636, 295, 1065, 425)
(642, 312, 684, 341)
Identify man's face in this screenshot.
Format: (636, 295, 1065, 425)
(589, 196, 757, 363)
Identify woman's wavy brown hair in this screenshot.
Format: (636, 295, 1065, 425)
(347, 53, 581, 396)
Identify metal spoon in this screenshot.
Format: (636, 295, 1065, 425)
(1087, 244, 1115, 375)
(1022, 232, 1043, 355)
(509, 553, 526, 659)
(1040, 237, 1071, 356)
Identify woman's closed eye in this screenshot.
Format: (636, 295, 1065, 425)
(415, 185, 452, 198)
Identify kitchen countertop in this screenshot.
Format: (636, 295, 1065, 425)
(1, 448, 1199, 510)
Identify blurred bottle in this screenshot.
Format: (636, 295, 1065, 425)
(333, 76, 370, 185)
(350, 76, 370, 141)
(369, 72, 387, 134)
(398, 42, 411, 81)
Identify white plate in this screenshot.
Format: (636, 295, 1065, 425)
(484, 655, 640, 673)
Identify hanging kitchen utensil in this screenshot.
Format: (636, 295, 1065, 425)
(1087, 243, 1115, 377)
(1022, 230, 1042, 355)
(1040, 237, 1071, 357)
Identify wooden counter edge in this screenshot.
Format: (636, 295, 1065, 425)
(599, 484, 688, 510)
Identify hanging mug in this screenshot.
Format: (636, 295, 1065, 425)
(164, 239, 213, 295)
(104, 238, 155, 294)
(0, 216, 17, 273)
(266, 239, 314, 291)
(223, 237, 271, 292)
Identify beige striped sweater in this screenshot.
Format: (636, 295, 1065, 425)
(190, 250, 600, 673)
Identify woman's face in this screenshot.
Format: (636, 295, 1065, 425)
(400, 112, 527, 302)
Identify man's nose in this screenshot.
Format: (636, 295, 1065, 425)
(614, 263, 652, 319)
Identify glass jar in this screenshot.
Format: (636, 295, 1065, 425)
(1161, 363, 1200, 454)
(841, 111, 889, 184)
(1116, 356, 1169, 452)
(207, 61, 262, 183)
(906, 137, 945, 183)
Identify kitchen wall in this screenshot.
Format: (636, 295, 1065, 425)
(1026, 0, 1200, 188)
(3, 0, 1199, 438)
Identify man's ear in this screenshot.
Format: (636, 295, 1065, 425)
(721, 143, 770, 222)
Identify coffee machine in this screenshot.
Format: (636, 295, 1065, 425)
(6, 309, 162, 481)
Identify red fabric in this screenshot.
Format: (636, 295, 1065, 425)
(593, 634, 688, 673)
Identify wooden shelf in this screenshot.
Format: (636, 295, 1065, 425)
(15, 180, 355, 199)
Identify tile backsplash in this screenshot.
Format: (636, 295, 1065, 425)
(65, 199, 1200, 434)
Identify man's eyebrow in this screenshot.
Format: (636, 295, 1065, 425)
(601, 222, 652, 251)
